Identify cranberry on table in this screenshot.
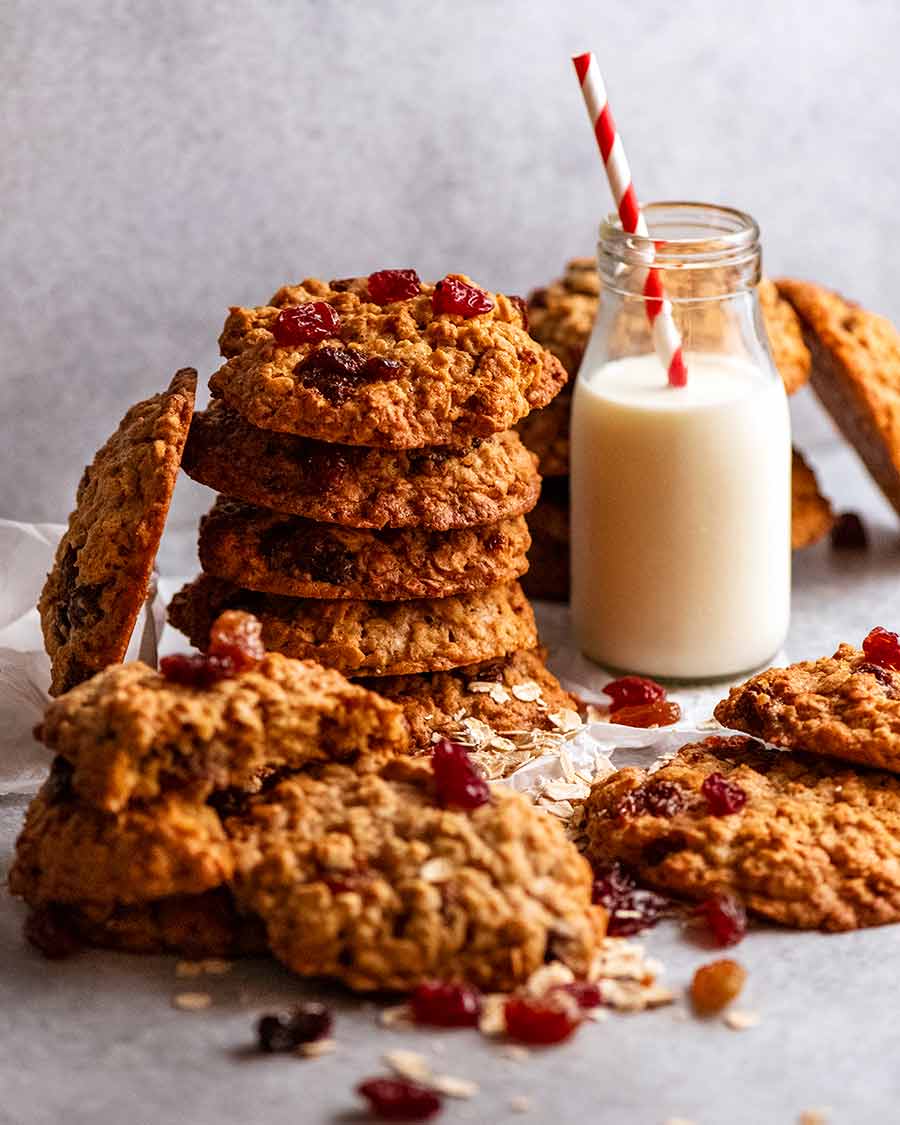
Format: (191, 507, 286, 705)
(357, 1077, 442, 1121)
(697, 892, 747, 947)
(603, 675, 666, 709)
(503, 994, 581, 1045)
(368, 269, 422, 304)
(410, 980, 481, 1027)
(862, 626, 900, 670)
(555, 981, 604, 1009)
(256, 1002, 333, 1052)
(431, 277, 495, 318)
(610, 700, 681, 728)
(701, 772, 748, 816)
(272, 302, 341, 346)
(431, 738, 491, 810)
(830, 511, 868, 550)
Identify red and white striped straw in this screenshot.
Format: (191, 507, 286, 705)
(572, 52, 687, 388)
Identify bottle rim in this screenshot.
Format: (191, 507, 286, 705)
(598, 201, 760, 271)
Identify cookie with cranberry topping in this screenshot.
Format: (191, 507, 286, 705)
(38, 369, 196, 695)
(791, 448, 834, 550)
(362, 648, 581, 751)
(210, 274, 567, 447)
(777, 279, 900, 518)
(714, 643, 900, 773)
(168, 575, 538, 677)
(182, 402, 540, 530)
(585, 735, 900, 930)
(227, 756, 604, 991)
(9, 775, 234, 906)
(197, 497, 530, 601)
(37, 654, 407, 812)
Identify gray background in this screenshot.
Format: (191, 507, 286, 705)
(3, 0, 900, 527)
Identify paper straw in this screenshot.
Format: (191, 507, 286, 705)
(572, 52, 687, 388)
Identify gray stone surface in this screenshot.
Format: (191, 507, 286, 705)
(2, 439, 900, 1124)
(3, 0, 900, 523)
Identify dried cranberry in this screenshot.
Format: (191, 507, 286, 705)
(610, 700, 681, 728)
(272, 302, 340, 346)
(831, 511, 868, 550)
(701, 772, 747, 816)
(591, 862, 671, 936)
(256, 1002, 333, 1052)
(431, 738, 490, 810)
(160, 652, 234, 688)
(697, 892, 747, 947)
(555, 981, 603, 1009)
(619, 779, 685, 819)
(357, 1077, 442, 1121)
(208, 610, 264, 673)
(504, 995, 580, 1045)
(603, 675, 666, 709)
(862, 627, 900, 670)
(368, 269, 422, 304)
(432, 277, 494, 318)
(24, 904, 82, 959)
(856, 662, 896, 688)
(410, 981, 481, 1027)
(295, 347, 405, 406)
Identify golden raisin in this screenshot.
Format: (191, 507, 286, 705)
(690, 958, 747, 1015)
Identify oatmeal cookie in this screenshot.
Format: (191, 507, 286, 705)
(758, 278, 812, 396)
(527, 258, 599, 378)
(362, 648, 581, 750)
(10, 773, 233, 907)
(791, 448, 834, 550)
(584, 735, 900, 930)
(182, 402, 540, 530)
(168, 576, 539, 677)
(714, 642, 900, 773)
(198, 497, 530, 601)
(778, 279, 900, 518)
(37, 655, 407, 813)
(210, 275, 567, 447)
(515, 387, 572, 477)
(38, 369, 196, 695)
(227, 757, 604, 991)
(521, 478, 570, 602)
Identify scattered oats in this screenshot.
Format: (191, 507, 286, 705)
(175, 960, 204, 979)
(524, 961, 574, 997)
(420, 857, 454, 883)
(379, 1003, 413, 1029)
(537, 798, 575, 820)
(798, 1111, 830, 1125)
(486, 735, 518, 753)
(468, 681, 511, 704)
(462, 717, 494, 744)
(172, 992, 212, 1012)
(384, 1049, 432, 1084)
(696, 717, 721, 731)
(479, 993, 508, 1036)
(299, 1037, 336, 1059)
(548, 708, 583, 733)
(724, 1009, 761, 1030)
(587, 938, 673, 1012)
(500, 1044, 530, 1061)
(431, 1075, 479, 1099)
(510, 1095, 533, 1113)
(511, 681, 543, 703)
(602, 979, 674, 1011)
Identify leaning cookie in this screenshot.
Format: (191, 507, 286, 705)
(714, 641, 900, 774)
(584, 735, 900, 931)
(183, 402, 540, 530)
(197, 497, 531, 601)
(38, 651, 408, 813)
(227, 757, 605, 991)
(791, 449, 834, 550)
(38, 369, 196, 695)
(778, 279, 900, 519)
(168, 575, 538, 677)
(211, 274, 567, 447)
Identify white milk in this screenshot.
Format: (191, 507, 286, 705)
(570, 352, 791, 679)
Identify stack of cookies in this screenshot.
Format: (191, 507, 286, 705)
(519, 259, 836, 601)
(170, 270, 582, 748)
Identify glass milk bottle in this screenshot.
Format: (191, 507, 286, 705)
(570, 202, 791, 680)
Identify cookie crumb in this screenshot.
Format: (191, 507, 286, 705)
(724, 1009, 760, 1030)
(384, 1049, 432, 1084)
(299, 1037, 336, 1059)
(176, 958, 232, 978)
(798, 1111, 830, 1125)
(172, 992, 212, 1011)
(510, 1095, 533, 1113)
(379, 1003, 413, 1029)
(500, 1044, 530, 1061)
(431, 1074, 478, 1099)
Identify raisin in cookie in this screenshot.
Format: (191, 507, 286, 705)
(584, 735, 900, 930)
(168, 576, 538, 677)
(37, 654, 407, 812)
(362, 649, 581, 751)
(714, 642, 900, 773)
(39, 369, 196, 695)
(210, 275, 567, 447)
(778, 279, 900, 518)
(198, 497, 530, 601)
(183, 402, 540, 530)
(227, 757, 604, 991)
